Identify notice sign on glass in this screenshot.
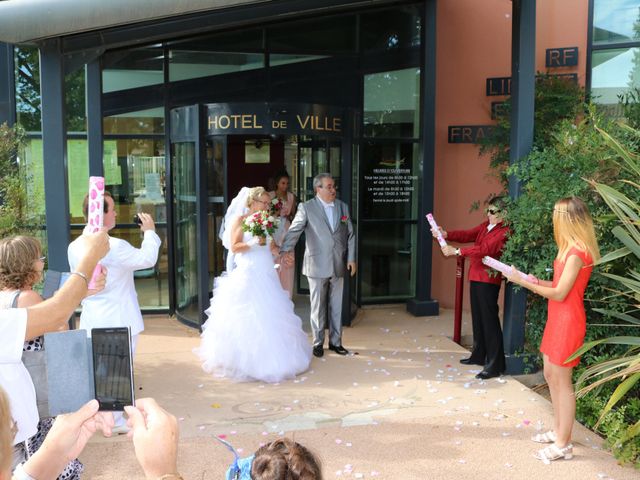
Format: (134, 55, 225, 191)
(365, 168, 417, 205)
(245, 140, 270, 164)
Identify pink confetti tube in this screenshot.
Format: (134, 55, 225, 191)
(482, 256, 530, 281)
(426, 213, 447, 247)
(87, 176, 105, 289)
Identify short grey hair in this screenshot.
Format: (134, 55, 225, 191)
(313, 173, 333, 191)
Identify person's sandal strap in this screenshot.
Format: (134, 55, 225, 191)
(534, 444, 573, 464)
(531, 430, 556, 443)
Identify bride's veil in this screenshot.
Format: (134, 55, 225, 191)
(219, 187, 251, 271)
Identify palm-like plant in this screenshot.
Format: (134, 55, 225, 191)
(569, 122, 640, 442)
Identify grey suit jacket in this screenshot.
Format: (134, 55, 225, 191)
(281, 197, 356, 278)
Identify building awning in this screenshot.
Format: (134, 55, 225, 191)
(0, 0, 269, 44)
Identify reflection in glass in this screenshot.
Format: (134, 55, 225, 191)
(268, 15, 356, 53)
(360, 6, 421, 52)
(592, 47, 640, 108)
(360, 223, 416, 301)
(15, 47, 41, 131)
(269, 54, 329, 67)
(593, 0, 640, 44)
(169, 51, 264, 82)
(364, 68, 420, 138)
(173, 142, 200, 326)
(104, 107, 165, 135)
(206, 137, 226, 286)
(102, 47, 164, 93)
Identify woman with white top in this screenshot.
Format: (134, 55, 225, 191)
(0, 231, 108, 472)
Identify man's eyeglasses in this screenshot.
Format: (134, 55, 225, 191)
(320, 185, 337, 191)
(486, 208, 501, 215)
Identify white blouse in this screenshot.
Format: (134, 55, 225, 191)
(0, 307, 38, 445)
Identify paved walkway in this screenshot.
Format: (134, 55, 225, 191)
(81, 306, 635, 479)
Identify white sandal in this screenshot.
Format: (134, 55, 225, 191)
(531, 430, 557, 444)
(534, 443, 573, 464)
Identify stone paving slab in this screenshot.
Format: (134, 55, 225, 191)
(80, 308, 636, 480)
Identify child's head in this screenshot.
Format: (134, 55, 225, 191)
(251, 438, 322, 480)
(552, 196, 600, 261)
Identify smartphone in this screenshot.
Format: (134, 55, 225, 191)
(91, 327, 135, 411)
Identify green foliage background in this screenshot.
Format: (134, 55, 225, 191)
(482, 74, 640, 465)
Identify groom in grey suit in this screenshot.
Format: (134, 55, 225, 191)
(280, 173, 357, 357)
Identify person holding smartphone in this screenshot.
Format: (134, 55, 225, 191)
(68, 192, 161, 433)
(0, 231, 108, 471)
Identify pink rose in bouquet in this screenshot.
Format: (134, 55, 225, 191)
(242, 211, 280, 245)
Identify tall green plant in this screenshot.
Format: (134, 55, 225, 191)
(568, 122, 640, 448)
(479, 73, 585, 187)
(0, 122, 40, 237)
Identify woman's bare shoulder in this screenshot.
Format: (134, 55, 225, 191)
(18, 289, 44, 307)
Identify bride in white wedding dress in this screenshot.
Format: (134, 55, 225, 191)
(194, 186, 312, 383)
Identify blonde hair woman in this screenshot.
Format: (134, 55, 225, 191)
(195, 186, 311, 383)
(508, 196, 599, 463)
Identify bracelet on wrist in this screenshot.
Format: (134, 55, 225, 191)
(69, 271, 89, 286)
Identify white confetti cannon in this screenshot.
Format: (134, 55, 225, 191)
(426, 213, 447, 247)
(87, 176, 105, 289)
(482, 256, 530, 281)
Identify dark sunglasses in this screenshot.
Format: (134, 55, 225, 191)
(486, 207, 501, 215)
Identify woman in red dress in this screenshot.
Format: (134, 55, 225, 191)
(508, 196, 599, 463)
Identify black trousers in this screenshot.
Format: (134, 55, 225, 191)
(469, 281, 505, 373)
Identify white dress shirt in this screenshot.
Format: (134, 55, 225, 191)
(0, 307, 38, 445)
(316, 196, 335, 231)
(68, 230, 161, 337)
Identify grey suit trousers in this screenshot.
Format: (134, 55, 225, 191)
(308, 276, 344, 347)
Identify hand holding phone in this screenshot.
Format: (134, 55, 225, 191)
(125, 398, 180, 479)
(91, 327, 135, 411)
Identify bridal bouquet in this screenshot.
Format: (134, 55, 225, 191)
(270, 197, 284, 217)
(242, 211, 279, 244)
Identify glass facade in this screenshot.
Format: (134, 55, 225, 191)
(8, 2, 426, 323)
(591, 0, 640, 117)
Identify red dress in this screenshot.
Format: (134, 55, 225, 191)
(540, 247, 593, 367)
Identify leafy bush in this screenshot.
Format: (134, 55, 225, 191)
(0, 122, 43, 238)
(500, 114, 636, 360)
(480, 73, 585, 187)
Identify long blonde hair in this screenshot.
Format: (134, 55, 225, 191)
(552, 196, 600, 263)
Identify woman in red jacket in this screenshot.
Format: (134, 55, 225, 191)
(432, 197, 509, 380)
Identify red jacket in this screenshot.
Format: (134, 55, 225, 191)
(447, 221, 509, 285)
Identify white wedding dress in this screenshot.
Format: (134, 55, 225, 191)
(195, 231, 312, 383)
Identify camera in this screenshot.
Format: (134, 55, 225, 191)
(133, 214, 142, 225)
